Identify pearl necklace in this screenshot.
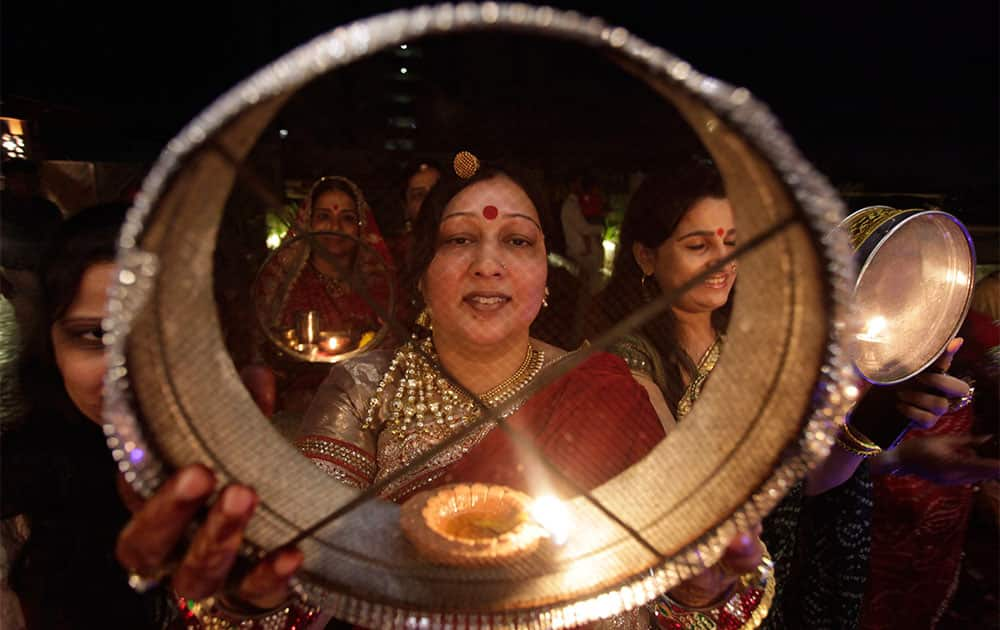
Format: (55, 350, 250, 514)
(362, 337, 544, 437)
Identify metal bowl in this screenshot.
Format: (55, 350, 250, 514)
(400, 483, 546, 567)
(840, 206, 976, 384)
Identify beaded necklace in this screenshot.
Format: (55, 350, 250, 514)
(362, 337, 544, 437)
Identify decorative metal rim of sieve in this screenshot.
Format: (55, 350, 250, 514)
(100, 3, 860, 627)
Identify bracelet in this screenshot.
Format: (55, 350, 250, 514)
(659, 583, 737, 612)
(652, 545, 776, 630)
(176, 585, 320, 630)
(836, 423, 883, 457)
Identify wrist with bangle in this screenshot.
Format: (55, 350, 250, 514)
(176, 583, 320, 630)
(835, 422, 883, 457)
(652, 543, 776, 630)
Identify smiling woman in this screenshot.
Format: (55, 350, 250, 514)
(591, 156, 734, 416)
(298, 157, 670, 500)
(251, 175, 399, 419)
(414, 165, 549, 369)
(289, 157, 778, 626)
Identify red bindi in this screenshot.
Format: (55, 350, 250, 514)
(483, 205, 499, 220)
(716, 227, 725, 237)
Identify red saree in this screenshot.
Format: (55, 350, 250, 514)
(862, 406, 976, 629)
(298, 349, 666, 503)
(863, 309, 999, 628)
(417, 351, 665, 499)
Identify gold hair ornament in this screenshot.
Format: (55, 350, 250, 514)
(453, 150, 480, 179)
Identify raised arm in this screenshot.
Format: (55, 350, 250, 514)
(805, 337, 970, 495)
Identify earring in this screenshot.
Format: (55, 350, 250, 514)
(416, 308, 433, 331)
(542, 286, 550, 308)
(640, 273, 654, 302)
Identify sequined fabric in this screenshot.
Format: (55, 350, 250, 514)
(609, 332, 666, 390)
(296, 345, 538, 501)
(610, 330, 870, 629)
(861, 408, 978, 629)
(761, 466, 873, 630)
(296, 350, 387, 490)
(607, 332, 724, 419)
(297, 346, 667, 503)
(653, 579, 775, 630)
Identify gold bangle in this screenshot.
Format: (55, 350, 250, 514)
(836, 423, 882, 457)
(660, 583, 737, 612)
(653, 544, 776, 629)
(836, 438, 881, 457)
(842, 423, 878, 447)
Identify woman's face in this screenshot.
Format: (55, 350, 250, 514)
(405, 166, 441, 223)
(635, 196, 737, 315)
(422, 175, 548, 350)
(51, 261, 114, 424)
(310, 189, 360, 258)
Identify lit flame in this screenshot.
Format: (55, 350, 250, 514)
(326, 337, 341, 351)
(530, 495, 571, 545)
(601, 238, 617, 273)
(857, 315, 888, 342)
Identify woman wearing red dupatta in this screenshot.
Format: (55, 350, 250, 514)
(255, 175, 397, 343)
(295, 158, 667, 502)
(862, 288, 1000, 629)
(296, 339, 664, 501)
(116, 156, 769, 630)
(253, 176, 399, 416)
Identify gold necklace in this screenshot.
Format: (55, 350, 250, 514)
(676, 335, 724, 419)
(478, 343, 537, 405)
(362, 338, 544, 436)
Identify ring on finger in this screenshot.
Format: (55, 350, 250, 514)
(947, 386, 975, 413)
(126, 563, 175, 594)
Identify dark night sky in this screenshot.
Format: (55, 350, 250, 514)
(3, 1, 997, 223)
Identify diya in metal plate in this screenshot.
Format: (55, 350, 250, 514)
(839, 206, 976, 384)
(400, 483, 547, 567)
(251, 230, 395, 365)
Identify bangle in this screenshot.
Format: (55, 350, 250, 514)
(652, 545, 776, 630)
(176, 584, 320, 629)
(836, 423, 883, 457)
(659, 583, 737, 612)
